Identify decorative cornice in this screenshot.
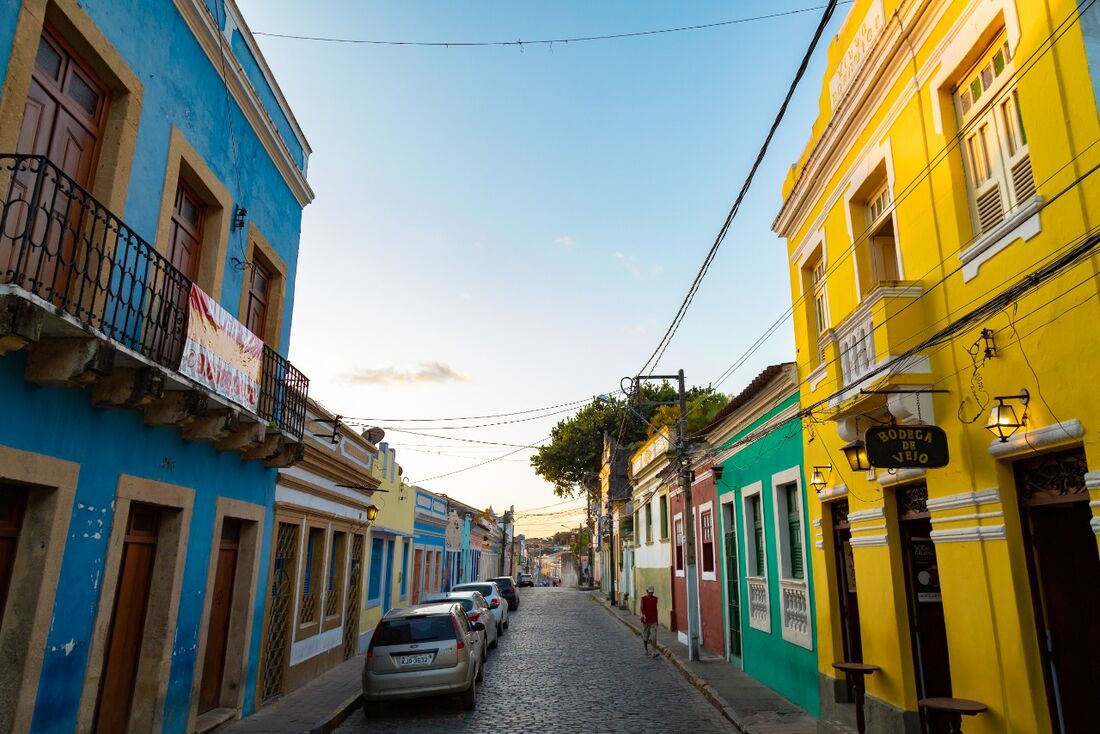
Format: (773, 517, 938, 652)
(817, 484, 848, 501)
(1083, 472, 1100, 491)
(847, 507, 885, 524)
(849, 534, 888, 547)
(960, 196, 1043, 281)
(926, 488, 1001, 512)
(172, 0, 314, 206)
(987, 420, 1084, 458)
(877, 467, 927, 487)
(930, 525, 1007, 544)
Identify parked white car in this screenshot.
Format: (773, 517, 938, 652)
(451, 582, 509, 634)
(421, 591, 498, 653)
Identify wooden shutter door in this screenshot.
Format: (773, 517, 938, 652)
(199, 519, 240, 714)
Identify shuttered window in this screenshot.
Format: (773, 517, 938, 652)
(645, 502, 653, 543)
(701, 510, 715, 574)
(659, 494, 669, 539)
(751, 495, 764, 577)
(785, 484, 804, 580)
(956, 37, 1034, 236)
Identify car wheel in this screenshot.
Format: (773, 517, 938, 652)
(475, 660, 484, 682)
(497, 621, 503, 636)
(362, 700, 382, 719)
(461, 676, 477, 710)
(503, 617, 509, 630)
(490, 635, 498, 649)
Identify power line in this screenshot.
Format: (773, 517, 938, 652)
(413, 437, 550, 484)
(380, 427, 545, 448)
(341, 395, 600, 423)
(638, 0, 839, 377)
(254, 4, 851, 48)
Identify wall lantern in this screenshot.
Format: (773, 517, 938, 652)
(842, 439, 870, 472)
(809, 465, 832, 492)
(986, 389, 1029, 442)
(365, 505, 380, 523)
(981, 327, 996, 359)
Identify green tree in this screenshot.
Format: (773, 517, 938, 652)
(650, 387, 730, 436)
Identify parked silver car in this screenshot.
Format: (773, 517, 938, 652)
(361, 602, 485, 716)
(451, 582, 509, 634)
(421, 590, 499, 652)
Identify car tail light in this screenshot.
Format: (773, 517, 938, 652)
(467, 611, 480, 621)
(450, 612, 465, 649)
(366, 619, 384, 658)
(490, 598, 500, 608)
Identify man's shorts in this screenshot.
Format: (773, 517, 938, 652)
(642, 622, 657, 641)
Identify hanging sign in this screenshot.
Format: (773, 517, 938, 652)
(865, 425, 949, 469)
(179, 284, 263, 412)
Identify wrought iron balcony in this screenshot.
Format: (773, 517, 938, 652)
(0, 154, 308, 446)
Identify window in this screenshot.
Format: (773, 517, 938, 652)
(367, 537, 384, 606)
(700, 510, 715, 574)
(659, 494, 669, 539)
(645, 502, 653, 543)
(244, 257, 271, 339)
(674, 517, 684, 572)
(327, 531, 346, 618)
(634, 511, 640, 547)
(750, 495, 765, 577)
(167, 180, 205, 281)
(803, 249, 828, 364)
(956, 38, 1034, 235)
(863, 180, 900, 293)
(300, 527, 324, 625)
(400, 542, 409, 598)
(782, 484, 804, 580)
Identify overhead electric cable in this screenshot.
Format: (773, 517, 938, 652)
(255, 4, 851, 48)
(637, 0, 839, 376)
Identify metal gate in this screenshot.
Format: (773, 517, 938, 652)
(261, 522, 299, 702)
(343, 534, 364, 660)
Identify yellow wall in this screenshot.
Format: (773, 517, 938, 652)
(775, 1, 1100, 730)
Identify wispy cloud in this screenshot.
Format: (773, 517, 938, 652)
(613, 251, 642, 278)
(554, 235, 575, 251)
(341, 361, 469, 385)
(650, 263, 665, 275)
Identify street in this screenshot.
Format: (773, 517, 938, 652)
(336, 588, 731, 733)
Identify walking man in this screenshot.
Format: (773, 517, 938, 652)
(640, 585, 659, 658)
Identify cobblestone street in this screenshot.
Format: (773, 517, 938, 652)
(335, 588, 731, 733)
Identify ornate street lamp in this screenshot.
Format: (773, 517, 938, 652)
(809, 465, 832, 492)
(842, 439, 870, 472)
(366, 504, 380, 523)
(986, 389, 1029, 442)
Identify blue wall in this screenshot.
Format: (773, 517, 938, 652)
(715, 391, 819, 716)
(0, 355, 274, 733)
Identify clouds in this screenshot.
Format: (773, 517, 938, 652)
(554, 235, 575, 251)
(341, 361, 469, 385)
(613, 251, 664, 279)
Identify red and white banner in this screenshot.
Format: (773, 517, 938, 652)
(179, 284, 262, 412)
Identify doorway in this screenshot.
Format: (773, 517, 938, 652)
(0, 485, 28, 630)
(722, 501, 742, 665)
(198, 519, 240, 714)
(94, 503, 159, 733)
(1014, 448, 1100, 734)
(412, 548, 422, 604)
(342, 534, 363, 660)
(261, 522, 299, 702)
(831, 500, 862, 697)
(896, 484, 952, 732)
(383, 539, 395, 612)
(5, 27, 108, 302)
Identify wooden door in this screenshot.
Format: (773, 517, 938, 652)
(897, 485, 952, 732)
(831, 500, 863, 672)
(94, 504, 159, 734)
(166, 181, 204, 281)
(0, 486, 28, 629)
(411, 549, 422, 604)
(199, 519, 240, 714)
(244, 258, 271, 340)
(1015, 449, 1100, 734)
(5, 28, 107, 301)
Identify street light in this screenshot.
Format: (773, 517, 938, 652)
(986, 389, 1029, 442)
(809, 465, 832, 492)
(842, 439, 870, 472)
(366, 505, 380, 523)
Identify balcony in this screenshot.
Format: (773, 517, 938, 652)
(0, 154, 307, 465)
(831, 283, 930, 408)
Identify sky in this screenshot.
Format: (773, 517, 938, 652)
(236, 0, 849, 537)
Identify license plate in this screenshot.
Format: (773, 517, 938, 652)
(397, 653, 434, 666)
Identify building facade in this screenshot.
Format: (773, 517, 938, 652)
(627, 429, 673, 621)
(0, 0, 311, 731)
(259, 404, 378, 705)
(670, 457, 724, 655)
(774, 1, 1100, 731)
(706, 364, 818, 715)
(410, 486, 447, 603)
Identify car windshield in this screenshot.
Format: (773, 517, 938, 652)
(376, 616, 455, 645)
(455, 584, 495, 598)
(491, 578, 515, 589)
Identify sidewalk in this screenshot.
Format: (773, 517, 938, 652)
(218, 654, 363, 734)
(591, 592, 818, 734)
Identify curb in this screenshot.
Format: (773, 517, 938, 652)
(308, 692, 362, 734)
(590, 592, 746, 731)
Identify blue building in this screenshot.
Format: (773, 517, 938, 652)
(0, 1, 311, 732)
(410, 486, 448, 603)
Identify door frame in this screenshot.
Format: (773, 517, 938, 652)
(719, 494, 743, 667)
(186, 497, 264, 733)
(77, 475, 193, 734)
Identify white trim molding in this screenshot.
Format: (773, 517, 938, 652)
(817, 483, 848, 501)
(926, 488, 1001, 512)
(746, 576, 771, 634)
(846, 507, 885, 524)
(1090, 500, 1100, 536)
(1083, 472, 1100, 490)
(779, 578, 814, 650)
(930, 525, 1007, 544)
(878, 468, 928, 487)
(960, 196, 1043, 281)
(988, 420, 1084, 458)
(849, 534, 889, 547)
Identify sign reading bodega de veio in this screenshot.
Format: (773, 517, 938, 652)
(866, 425, 949, 469)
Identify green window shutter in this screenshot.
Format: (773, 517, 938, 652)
(786, 485, 803, 579)
(752, 496, 764, 576)
(660, 495, 668, 538)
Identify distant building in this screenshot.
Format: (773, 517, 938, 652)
(410, 486, 448, 603)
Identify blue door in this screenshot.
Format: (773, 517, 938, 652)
(383, 539, 395, 611)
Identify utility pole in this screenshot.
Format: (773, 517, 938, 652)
(624, 369, 701, 661)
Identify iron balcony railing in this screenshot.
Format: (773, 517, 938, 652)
(0, 154, 308, 439)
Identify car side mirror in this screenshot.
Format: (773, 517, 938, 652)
(473, 622, 485, 631)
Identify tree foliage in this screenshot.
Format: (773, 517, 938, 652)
(530, 384, 727, 501)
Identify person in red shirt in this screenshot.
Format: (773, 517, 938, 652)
(640, 586, 659, 658)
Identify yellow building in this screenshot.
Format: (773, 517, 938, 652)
(773, 2, 1100, 732)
